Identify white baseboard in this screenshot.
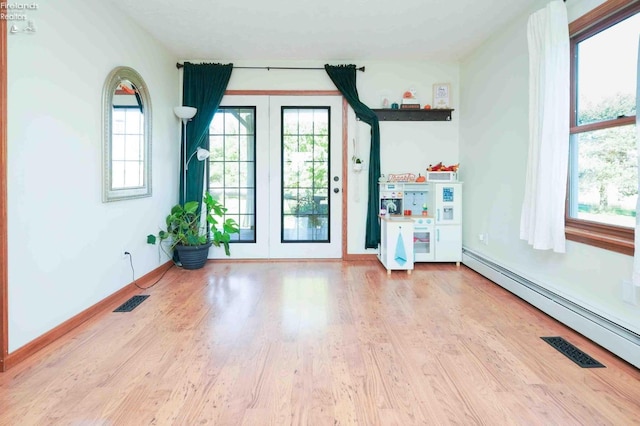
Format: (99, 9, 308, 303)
(462, 248, 640, 369)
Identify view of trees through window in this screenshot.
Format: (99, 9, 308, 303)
(208, 107, 256, 242)
(569, 8, 638, 228)
(282, 107, 330, 242)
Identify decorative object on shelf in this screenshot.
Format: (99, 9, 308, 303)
(378, 174, 387, 183)
(427, 162, 459, 182)
(416, 174, 426, 182)
(401, 88, 420, 109)
(422, 203, 428, 216)
(391, 102, 399, 109)
(423, 104, 432, 110)
(387, 173, 416, 182)
(433, 83, 451, 109)
(427, 162, 459, 172)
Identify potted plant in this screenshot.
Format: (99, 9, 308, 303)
(147, 192, 240, 269)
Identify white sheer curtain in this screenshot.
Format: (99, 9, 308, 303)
(633, 35, 640, 287)
(520, 0, 570, 253)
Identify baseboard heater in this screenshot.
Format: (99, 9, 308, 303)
(462, 248, 640, 369)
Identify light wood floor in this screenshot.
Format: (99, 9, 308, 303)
(1, 261, 639, 425)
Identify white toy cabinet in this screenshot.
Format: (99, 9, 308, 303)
(378, 181, 462, 266)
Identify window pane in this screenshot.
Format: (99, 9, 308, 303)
(125, 134, 141, 160)
(113, 110, 125, 134)
(569, 124, 637, 227)
(239, 161, 253, 187)
(239, 135, 254, 161)
(281, 107, 330, 242)
(225, 112, 239, 135)
(124, 161, 142, 187)
(210, 135, 223, 159)
(225, 135, 240, 160)
(225, 162, 239, 187)
(210, 113, 224, 134)
(209, 162, 224, 188)
(112, 134, 125, 161)
(208, 107, 256, 243)
(224, 189, 240, 214)
(576, 12, 639, 125)
(112, 161, 125, 189)
(125, 109, 142, 133)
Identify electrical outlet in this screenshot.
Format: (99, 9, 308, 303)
(621, 280, 638, 306)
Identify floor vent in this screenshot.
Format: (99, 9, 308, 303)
(541, 336, 605, 368)
(113, 295, 149, 312)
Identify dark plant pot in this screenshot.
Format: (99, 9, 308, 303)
(175, 242, 212, 270)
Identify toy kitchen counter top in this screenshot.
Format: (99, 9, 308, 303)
(378, 215, 415, 222)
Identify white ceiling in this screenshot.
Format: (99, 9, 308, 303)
(109, 0, 539, 62)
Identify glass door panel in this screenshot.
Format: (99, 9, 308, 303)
(281, 107, 330, 243)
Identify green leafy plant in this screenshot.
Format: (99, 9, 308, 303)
(147, 192, 240, 256)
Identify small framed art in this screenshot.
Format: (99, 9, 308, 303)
(433, 83, 451, 109)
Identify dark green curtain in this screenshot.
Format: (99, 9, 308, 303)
(180, 62, 233, 205)
(325, 64, 381, 249)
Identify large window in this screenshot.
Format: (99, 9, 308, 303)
(208, 107, 256, 242)
(566, 1, 639, 255)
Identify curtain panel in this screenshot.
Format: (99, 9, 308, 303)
(520, 1, 570, 253)
(325, 64, 381, 248)
(181, 62, 233, 205)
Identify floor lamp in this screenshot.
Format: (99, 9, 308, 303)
(174, 106, 197, 203)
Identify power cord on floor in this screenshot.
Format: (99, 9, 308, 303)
(125, 252, 174, 290)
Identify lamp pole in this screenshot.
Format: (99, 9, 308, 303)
(173, 106, 197, 204)
(182, 119, 188, 204)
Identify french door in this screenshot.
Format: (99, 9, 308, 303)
(208, 95, 343, 259)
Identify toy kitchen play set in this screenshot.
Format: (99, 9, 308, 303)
(377, 163, 462, 274)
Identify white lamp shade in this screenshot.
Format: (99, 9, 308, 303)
(174, 106, 197, 120)
(196, 147, 210, 161)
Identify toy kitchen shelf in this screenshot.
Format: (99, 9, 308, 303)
(372, 108, 454, 121)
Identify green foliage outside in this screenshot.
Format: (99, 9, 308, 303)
(575, 93, 637, 222)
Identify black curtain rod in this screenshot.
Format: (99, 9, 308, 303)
(176, 62, 365, 72)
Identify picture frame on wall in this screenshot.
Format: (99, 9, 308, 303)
(433, 83, 451, 109)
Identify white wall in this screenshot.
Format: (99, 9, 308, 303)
(459, 0, 639, 336)
(220, 59, 460, 253)
(7, 0, 179, 351)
